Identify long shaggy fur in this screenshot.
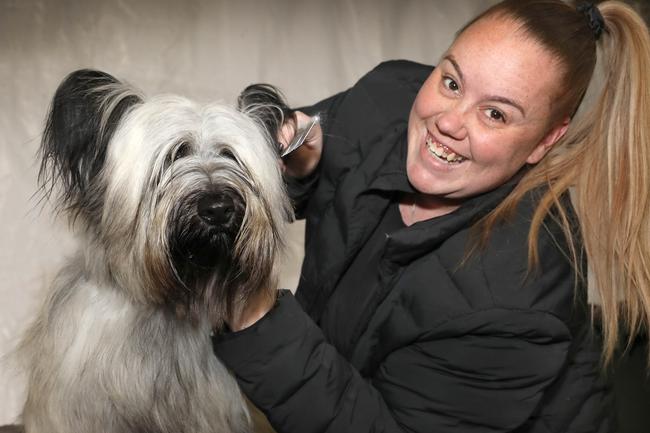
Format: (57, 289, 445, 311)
(19, 69, 292, 433)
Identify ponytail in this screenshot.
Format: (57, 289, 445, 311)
(575, 1, 650, 365)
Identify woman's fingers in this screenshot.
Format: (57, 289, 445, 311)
(277, 111, 323, 178)
(278, 116, 297, 151)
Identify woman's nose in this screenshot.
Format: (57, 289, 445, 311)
(435, 104, 468, 141)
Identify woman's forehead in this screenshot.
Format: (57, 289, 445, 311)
(446, 16, 563, 115)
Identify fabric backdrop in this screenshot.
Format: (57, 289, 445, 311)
(4, 0, 645, 426)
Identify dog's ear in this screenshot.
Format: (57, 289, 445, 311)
(237, 84, 291, 153)
(39, 69, 143, 219)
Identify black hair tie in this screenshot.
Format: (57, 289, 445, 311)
(577, 2, 606, 40)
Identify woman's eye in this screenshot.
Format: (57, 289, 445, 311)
(442, 77, 460, 92)
(485, 108, 506, 123)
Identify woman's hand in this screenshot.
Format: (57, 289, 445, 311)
(278, 111, 323, 178)
(228, 290, 278, 332)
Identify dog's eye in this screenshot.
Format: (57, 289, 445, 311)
(220, 148, 236, 161)
(173, 142, 191, 162)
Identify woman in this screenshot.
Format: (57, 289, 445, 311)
(214, 1, 650, 432)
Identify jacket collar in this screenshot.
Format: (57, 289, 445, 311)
(360, 128, 526, 266)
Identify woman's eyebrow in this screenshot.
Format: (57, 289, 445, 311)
(488, 95, 526, 116)
(442, 54, 526, 117)
(442, 54, 464, 83)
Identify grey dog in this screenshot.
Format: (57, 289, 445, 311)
(17, 70, 292, 433)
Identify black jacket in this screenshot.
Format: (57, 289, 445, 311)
(213, 60, 611, 433)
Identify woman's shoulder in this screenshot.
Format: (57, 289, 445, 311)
(363, 59, 433, 82)
(311, 61, 433, 185)
(352, 60, 433, 109)
(322, 60, 432, 132)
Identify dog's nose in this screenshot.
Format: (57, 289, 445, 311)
(197, 194, 235, 226)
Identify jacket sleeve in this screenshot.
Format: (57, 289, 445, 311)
(213, 291, 572, 433)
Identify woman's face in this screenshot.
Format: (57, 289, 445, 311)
(406, 16, 569, 200)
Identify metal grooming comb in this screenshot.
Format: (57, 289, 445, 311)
(281, 114, 320, 157)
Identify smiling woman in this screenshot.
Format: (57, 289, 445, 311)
(211, 1, 650, 432)
(404, 16, 569, 217)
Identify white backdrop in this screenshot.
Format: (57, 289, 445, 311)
(1, 0, 512, 424)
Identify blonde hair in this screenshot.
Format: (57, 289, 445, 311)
(476, 1, 650, 366)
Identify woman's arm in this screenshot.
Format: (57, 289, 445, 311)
(280, 90, 348, 219)
(214, 291, 574, 433)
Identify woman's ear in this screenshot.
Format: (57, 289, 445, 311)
(526, 116, 570, 164)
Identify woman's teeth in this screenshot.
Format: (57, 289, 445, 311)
(426, 136, 466, 164)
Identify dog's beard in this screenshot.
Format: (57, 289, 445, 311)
(169, 188, 245, 278)
(160, 190, 245, 328)
(139, 161, 263, 328)
(101, 149, 284, 332)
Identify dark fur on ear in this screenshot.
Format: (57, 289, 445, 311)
(39, 69, 142, 223)
(237, 83, 292, 154)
